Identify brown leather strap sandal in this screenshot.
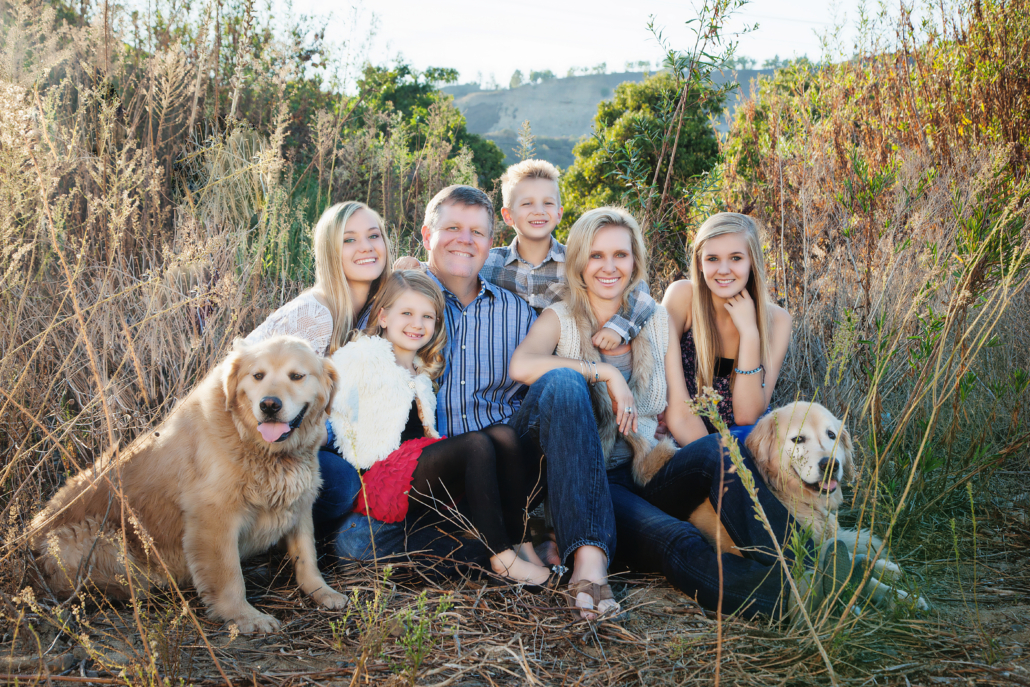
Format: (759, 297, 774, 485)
(566, 580, 621, 619)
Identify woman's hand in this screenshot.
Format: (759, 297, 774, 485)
(723, 288, 758, 335)
(598, 364, 638, 435)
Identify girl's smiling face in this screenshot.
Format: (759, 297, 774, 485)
(340, 208, 387, 284)
(700, 232, 753, 299)
(582, 225, 635, 301)
(377, 289, 438, 354)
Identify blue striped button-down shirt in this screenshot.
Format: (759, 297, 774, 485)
(427, 271, 536, 436)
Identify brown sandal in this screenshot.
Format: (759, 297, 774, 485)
(566, 580, 621, 618)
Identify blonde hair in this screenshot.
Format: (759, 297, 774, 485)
(564, 207, 648, 330)
(313, 201, 393, 355)
(688, 212, 772, 390)
(363, 271, 447, 380)
(501, 159, 561, 209)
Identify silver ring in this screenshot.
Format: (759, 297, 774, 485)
(626, 407, 634, 414)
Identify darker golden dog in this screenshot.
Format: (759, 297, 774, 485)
(29, 336, 348, 633)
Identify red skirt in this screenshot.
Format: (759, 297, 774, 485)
(353, 436, 445, 523)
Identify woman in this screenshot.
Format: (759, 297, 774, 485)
(511, 207, 847, 621)
(245, 201, 392, 534)
(662, 212, 791, 437)
(510, 207, 708, 618)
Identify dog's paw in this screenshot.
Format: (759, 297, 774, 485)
(231, 612, 281, 634)
(312, 587, 349, 610)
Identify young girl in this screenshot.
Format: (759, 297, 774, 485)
(662, 212, 792, 436)
(329, 271, 550, 585)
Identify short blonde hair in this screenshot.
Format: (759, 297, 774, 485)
(501, 159, 561, 209)
(313, 201, 393, 354)
(564, 207, 648, 331)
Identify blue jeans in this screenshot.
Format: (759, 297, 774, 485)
(608, 434, 813, 619)
(312, 422, 362, 535)
(508, 368, 617, 565)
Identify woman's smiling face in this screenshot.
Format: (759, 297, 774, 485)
(583, 225, 635, 301)
(699, 232, 752, 299)
(340, 208, 387, 284)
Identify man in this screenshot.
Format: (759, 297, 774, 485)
(334, 186, 536, 561)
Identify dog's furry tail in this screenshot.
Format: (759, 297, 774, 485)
(632, 437, 678, 486)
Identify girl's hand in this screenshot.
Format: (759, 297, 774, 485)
(599, 365, 638, 435)
(393, 256, 422, 271)
(724, 289, 758, 335)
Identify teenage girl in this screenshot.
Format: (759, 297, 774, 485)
(329, 271, 551, 585)
(662, 213, 791, 436)
(246, 201, 392, 533)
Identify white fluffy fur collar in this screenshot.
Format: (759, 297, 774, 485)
(328, 335, 439, 470)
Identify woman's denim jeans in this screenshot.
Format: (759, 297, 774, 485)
(508, 368, 617, 565)
(608, 433, 813, 619)
(313, 422, 362, 536)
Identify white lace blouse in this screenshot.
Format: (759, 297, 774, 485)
(244, 291, 335, 356)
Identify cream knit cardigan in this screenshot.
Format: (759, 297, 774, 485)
(549, 301, 675, 470)
(328, 335, 440, 470)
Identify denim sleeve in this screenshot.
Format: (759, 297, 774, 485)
(603, 282, 657, 343)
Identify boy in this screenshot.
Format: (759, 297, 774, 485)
(481, 159, 655, 348)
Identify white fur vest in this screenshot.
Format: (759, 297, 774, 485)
(549, 301, 676, 470)
(328, 335, 440, 470)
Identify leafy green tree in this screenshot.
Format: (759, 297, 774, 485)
(353, 62, 505, 186)
(509, 70, 523, 89)
(560, 71, 723, 229)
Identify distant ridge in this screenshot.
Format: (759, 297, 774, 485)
(442, 69, 776, 168)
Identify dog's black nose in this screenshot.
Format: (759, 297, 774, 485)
(818, 457, 840, 476)
(259, 397, 282, 416)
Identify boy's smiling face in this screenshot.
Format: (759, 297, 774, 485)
(501, 177, 563, 243)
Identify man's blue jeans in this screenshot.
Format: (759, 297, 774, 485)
(508, 368, 617, 565)
(608, 434, 813, 619)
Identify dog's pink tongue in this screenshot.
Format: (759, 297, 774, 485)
(258, 422, 290, 442)
(824, 479, 839, 492)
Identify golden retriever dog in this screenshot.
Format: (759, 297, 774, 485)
(710, 402, 929, 610)
(29, 336, 348, 633)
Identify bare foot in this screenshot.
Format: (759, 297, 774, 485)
(491, 549, 550, 586)
(570, 546, 620, 620)
(516, 541, 546, 567)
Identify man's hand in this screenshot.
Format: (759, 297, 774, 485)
(393, 256, 422, 271)
(591, 327, 623, 351)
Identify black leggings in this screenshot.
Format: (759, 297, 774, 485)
(406, 424, 541, 554)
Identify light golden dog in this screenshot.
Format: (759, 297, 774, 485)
(720, 402, 929, 610)
(29, 336, 348, 633)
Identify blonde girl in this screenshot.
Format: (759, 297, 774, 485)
(245, 201, 393, 534)
(662, 212, 791, 434)
(330, 271, 550, 586)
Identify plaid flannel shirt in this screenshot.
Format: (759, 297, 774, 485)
(480, 237, 656, 343)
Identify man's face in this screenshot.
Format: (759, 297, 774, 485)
(421, 202, 492, 279)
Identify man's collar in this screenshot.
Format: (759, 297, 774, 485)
(505, 236, 565, 266)
(427, 268, 496, 303)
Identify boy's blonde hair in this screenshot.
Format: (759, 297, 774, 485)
(362, 270, 448, 380)
(313, 201, 393, 355)
(688, 212, 772, 391)
(501, 159, 561, 209)
(564, 207, 648, 332)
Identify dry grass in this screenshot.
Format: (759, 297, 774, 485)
(2, 0, 1030, 683)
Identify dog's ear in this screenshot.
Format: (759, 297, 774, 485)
(320, 357, 338, 417)
(840, 424, 856, 482)
(223, 348, 246, 413)
(745, 411, 781, 484)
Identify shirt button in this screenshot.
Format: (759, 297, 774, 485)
(461, 345, 465, 350)
(463, 311, 468, 316)
(460, 380, 465, 385)
(462, 414, 466, 419)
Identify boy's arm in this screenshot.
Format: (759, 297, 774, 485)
(602, 281, 656, 343)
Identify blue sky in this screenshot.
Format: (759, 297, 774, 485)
(288, 0, 868, 87)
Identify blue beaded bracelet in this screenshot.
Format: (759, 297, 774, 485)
(734, 364, 766, 388)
